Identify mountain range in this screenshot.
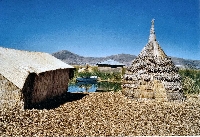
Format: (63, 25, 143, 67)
(52, 50, 200, 69)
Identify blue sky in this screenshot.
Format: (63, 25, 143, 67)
(0, 0, 199, 60)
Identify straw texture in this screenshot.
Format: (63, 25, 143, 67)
(1, 92, 199, 136)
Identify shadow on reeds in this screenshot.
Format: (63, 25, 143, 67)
(27, 92, 88, 110)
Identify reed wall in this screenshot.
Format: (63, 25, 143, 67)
(23, 69, 70, 108)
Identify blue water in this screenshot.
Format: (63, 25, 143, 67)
(68, 81, 121, 93)
(68, 83, 97, 92)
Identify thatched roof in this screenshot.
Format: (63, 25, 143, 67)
(0, 47, 73, 89)
(97, 59, 125, 66)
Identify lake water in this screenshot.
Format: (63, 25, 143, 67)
(68, 81, 121, 93)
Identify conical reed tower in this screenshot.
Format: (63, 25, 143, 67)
(122, 19, 184, 101)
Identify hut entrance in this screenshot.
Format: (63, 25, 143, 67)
(153, 80, 168, 101)
(132, 80, 167, 101)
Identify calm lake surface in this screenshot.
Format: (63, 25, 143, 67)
(68, 81, 121, 92)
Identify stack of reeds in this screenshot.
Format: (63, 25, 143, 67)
(122, 20, 183, 101)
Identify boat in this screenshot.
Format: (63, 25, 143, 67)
(76, 76, 98, 82)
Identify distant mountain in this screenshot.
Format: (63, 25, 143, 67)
(52, 50, 200, 69)
(52, 50, 136, 66)
(170, 57, 200, 69)
(52, 50, 103, 65)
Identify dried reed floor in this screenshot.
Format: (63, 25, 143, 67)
(1, 92, 200, 136)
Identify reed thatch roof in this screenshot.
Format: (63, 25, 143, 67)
(97, 59, 125, 66)
(0, 47, 73, 89)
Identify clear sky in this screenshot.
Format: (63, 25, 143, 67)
(0, 0, 199, 60)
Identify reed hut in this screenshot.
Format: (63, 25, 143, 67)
(122, 19, 184, 101)
(97, 59, 125, 73)
(0, 47, 74, 109)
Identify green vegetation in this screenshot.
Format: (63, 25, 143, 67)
(71, 66, 200, 94)
(179, 69, 200, 95)
(71, 65, 123, 82)
(69, 65, 122, 92)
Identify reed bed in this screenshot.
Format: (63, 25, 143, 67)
(1, 92, 200, 136)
